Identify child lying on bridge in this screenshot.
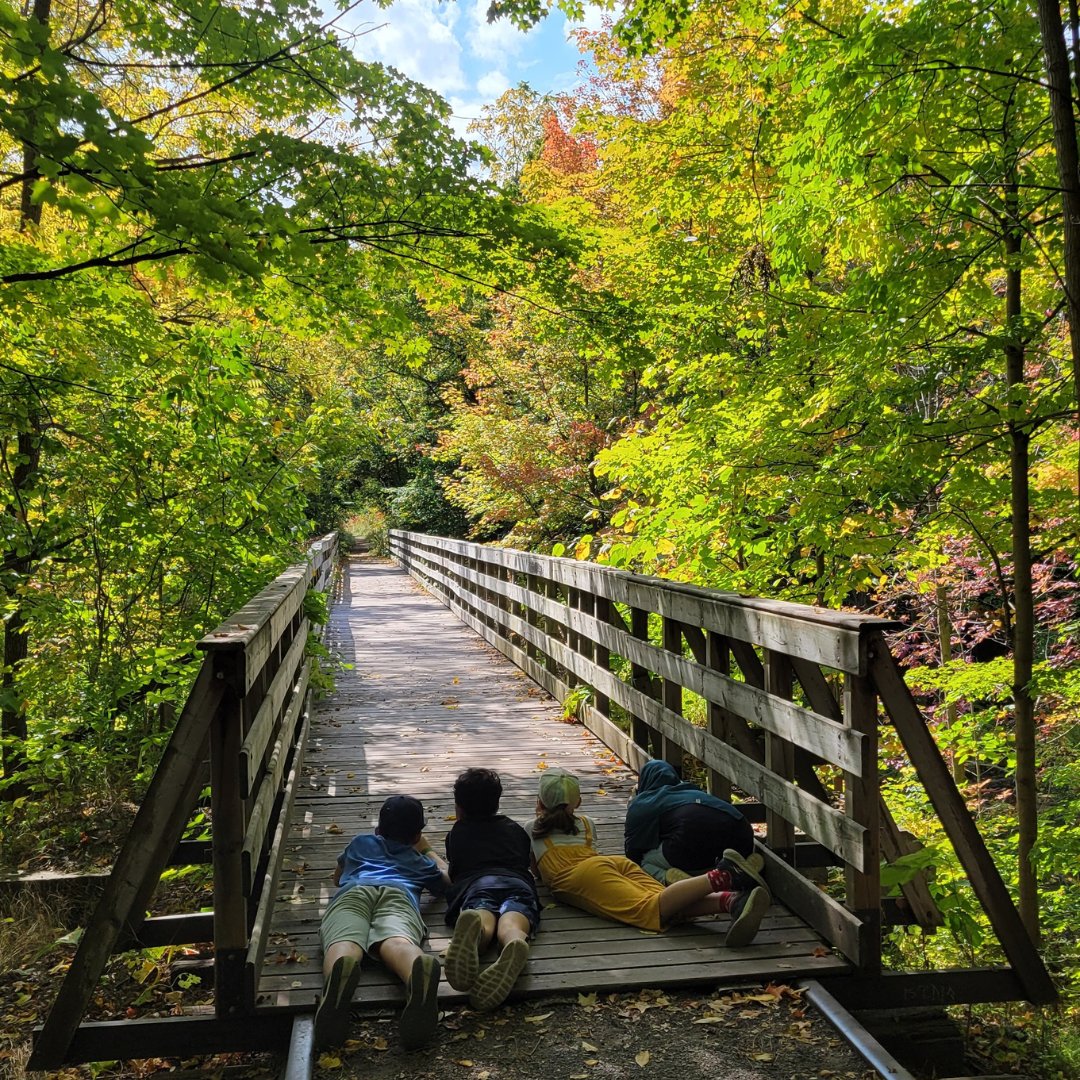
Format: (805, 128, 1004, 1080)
(528, 769, 771, 946)
(443, 768, 540, 1010)
(316, 794, 449, 1050)
(624, 759, 767, 892)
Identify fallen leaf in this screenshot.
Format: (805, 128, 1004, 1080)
(444, 814, 458, 821)
(752, 1053, 776, 1062)
(570, 1074, 589, 1079)
(812, 946, 830, 957)
(578, 992, 598, 1007)
(454, 1060, 474, 1067)
(525, 1012, 553, 1023)
(317, 1054, 342, 1069)
(581, 1041, 598, 1052)
(635, 1050, 651, 1067)
(536, 761, 548, 770)
(478, 1072, 490, 1079)
(596, 789, 608, 796)
(692, 1017, 727, 1025)
(584, 1059, 599, 1067)
(371, 1037, 388, 1051)
(325, 823, 343, 835)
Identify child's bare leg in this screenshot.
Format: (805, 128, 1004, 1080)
(657, 872, 716, 922)
(323, 939, 364, 978)
(495, 910, 530, 947)
(375, 936, 441, 1050)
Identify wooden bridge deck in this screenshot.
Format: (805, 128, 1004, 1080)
(255, 556, 850, 1014)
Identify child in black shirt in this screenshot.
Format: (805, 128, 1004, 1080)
(444, 768, 540, 1010)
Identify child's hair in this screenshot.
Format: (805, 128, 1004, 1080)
(454, 767, 502, 818)
(531, 805, 579, 838)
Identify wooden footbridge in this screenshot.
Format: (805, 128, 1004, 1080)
(30, 531, 1057, 1071)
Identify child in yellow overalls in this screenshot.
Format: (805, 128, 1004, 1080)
(526, 770, 770, 946)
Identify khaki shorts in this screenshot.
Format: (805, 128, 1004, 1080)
(320, 885, 428, 952)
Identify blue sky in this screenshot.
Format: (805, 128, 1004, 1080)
(339, 1, 607, 136)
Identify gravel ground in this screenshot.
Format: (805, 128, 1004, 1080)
(313, 984, 880, 1080)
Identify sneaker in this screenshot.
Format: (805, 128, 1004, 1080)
(665, 867, 692, 884)
(400, 953, 441, 1050)
(469, 938, 529, 1011)
(445, 909, 484, 991)
(716, 848, 767, 892)
(313, 955, 361, 1048)
(725, 886, 770, 948)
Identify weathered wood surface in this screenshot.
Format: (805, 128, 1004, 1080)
(255, 557, 850, 1013)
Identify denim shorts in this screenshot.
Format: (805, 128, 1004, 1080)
(455, 874, 541, 935)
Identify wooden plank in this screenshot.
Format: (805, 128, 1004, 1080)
(242, 661, 312, 891)
(756, 843, 864, 966)
(816, 968, 1028, 1010)
(116, 912, 215, 951)
(199, 564, 310, 693)
(239, 620, 310, 797)
(30, 666, 224, 1071)
(56, 1014, 293, 1064)
(869, 643, 1057, 1004)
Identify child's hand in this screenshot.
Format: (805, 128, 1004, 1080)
(413, 833, 432, 854)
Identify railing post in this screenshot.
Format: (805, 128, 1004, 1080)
(592, 595, 611, 719)
(764, 650, 796, 857)
(661, 616, 684, 771)
(706, 631, 733, 800)
(209, 677, 249, 1014)
(629, 607, 659, 757)
(844, 665, 881, 972)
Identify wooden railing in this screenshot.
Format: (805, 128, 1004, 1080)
(389, 530, 1056, 1006)
(31, 533, 338, 1069)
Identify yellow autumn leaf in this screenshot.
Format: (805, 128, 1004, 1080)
(524, 1012, 553, 1023)
(325, 823, 343, 834)
(581, 1041, 598, 1052)
(317, 1054, 342, 1069)
(753, 1053, 776, 1062)
(454, 1060, 474, 1067)
(635, 1050, 651, 1067)
(692, 1016, 726, 1024)
(584, 1059, 599, 1066)
(578, 992, 598, 1006)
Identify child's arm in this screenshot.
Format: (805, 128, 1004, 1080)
(415, 833, 452, 888)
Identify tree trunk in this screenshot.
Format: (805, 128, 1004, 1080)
(934, 583, 965, 785)
(1036, 0, 1080, 499)
(1004, 182, 1038, 943)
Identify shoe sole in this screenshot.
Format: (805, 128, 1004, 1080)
(400, 954, 441, 1050)
(469, 939, 529, 1011)
(313, 956, 360, 1048)
(725, 886, 771, 948)
(722, 847, 767, 891)
(445, 909, 483, 991)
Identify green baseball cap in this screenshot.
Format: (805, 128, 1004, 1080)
(538, 769, 580, 809)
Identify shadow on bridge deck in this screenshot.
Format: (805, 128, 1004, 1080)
(255, 557, 849, 1014)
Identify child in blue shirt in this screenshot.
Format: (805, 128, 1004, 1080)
(316, 795, 450, 1050)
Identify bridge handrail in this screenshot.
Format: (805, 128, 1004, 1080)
(31, 532, 339, 1069)
(389, 529, 1056, 1006)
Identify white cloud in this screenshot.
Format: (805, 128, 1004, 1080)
(342, 0, 469, 99)
(464, 0, 538, 62)
(476, 69, 510, 99)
